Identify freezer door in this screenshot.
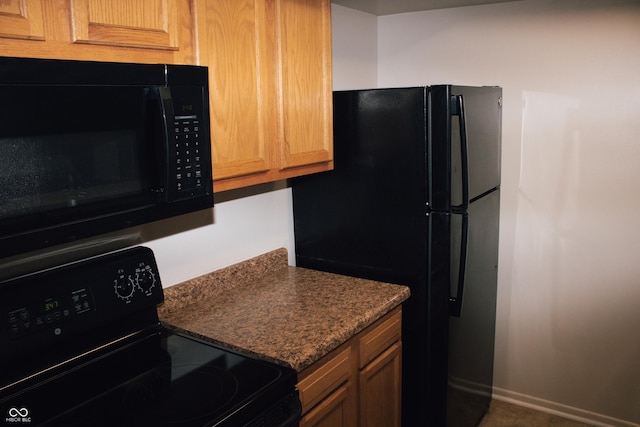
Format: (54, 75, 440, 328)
(430, 86, 502, 211)
(451, 86, 502, 204)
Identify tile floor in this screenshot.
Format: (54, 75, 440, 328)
(479, 400, 594, 427)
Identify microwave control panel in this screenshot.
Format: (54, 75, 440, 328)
(166, 84, 211, 200)
(173, 115, 204, 194)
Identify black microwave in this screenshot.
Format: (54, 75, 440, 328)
(0, 57, 213, 259)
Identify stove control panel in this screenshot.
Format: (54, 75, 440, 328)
(114, 261, 157, 302)
(1, 246, 164, 364)
(8, 287, 93, 339)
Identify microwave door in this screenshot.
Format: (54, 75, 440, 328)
(0, 58, 213, 259)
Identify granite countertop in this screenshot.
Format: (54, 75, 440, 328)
(158, 248, 410, 372)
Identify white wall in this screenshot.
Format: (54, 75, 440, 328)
(144, 183, 296, 286)
(331, 4, 378, 89)
(372, 0, 639, 425)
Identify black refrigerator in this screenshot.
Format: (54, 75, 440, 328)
(290, 86, 502, 426)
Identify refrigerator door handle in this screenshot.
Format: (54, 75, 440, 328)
(451, 94, 469, 211)
(449, 212, 468, 317)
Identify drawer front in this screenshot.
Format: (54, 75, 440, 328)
(358, 308, 402, 369)
(298, 344, 353, 413)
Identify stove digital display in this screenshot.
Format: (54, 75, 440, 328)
(43, 298, 60, 312)
(7, 288, 93, 339)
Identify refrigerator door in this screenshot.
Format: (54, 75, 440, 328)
(447, 189, 500, 426)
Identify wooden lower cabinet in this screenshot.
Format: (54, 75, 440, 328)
(359, 342, 402, 427)
(300, 382, 355, 427)
(298, 307, 402, 427)
(298, 343, 357, 427)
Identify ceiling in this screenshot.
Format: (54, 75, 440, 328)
(331, 0, 517, 15)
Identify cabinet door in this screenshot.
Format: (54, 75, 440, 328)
(0, 0, 44, 40)
(198, 0, 333, 192)
(300, 383, 356, 427)
(359, 342, 402, 427)
(0, 0, 194, 64)
(197, 0, 273, 181)
(70, 0, 179, 50)
(276, 0, 333, 169)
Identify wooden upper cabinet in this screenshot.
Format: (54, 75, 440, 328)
(70, 0, 179, 50)
(0, 0, 195, 64)
(198, 0, 333, 192)
(0, 0, 45, 41)
(197, 0, 272, 181)
(277, 0, 333, 170)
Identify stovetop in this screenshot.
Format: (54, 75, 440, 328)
(0, 246, 300, 427)
(1, 328, 297, 426)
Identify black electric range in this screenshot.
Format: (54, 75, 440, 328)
(0, 246, 300, 426)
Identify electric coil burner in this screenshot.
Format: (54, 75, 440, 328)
(0, 247, 301, 426)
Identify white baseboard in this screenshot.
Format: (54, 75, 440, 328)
(491, 386, 640, 427)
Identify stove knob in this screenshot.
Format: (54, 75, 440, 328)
(114, 276, 135, 301)
(136, 265, 156, 294)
